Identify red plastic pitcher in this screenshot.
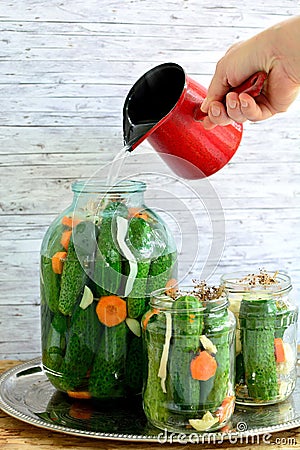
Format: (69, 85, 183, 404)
(123, 63, 266, 179)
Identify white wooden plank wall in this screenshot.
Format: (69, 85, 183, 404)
(0, 0, 299, 359)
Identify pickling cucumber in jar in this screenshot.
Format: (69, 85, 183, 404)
(221, 270, 298, 405)
(142, 282, 236, 433)
(40, 179, 177, 400)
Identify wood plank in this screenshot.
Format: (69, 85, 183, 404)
(0, 1, 296, 24)
(0, 0, 299, 359)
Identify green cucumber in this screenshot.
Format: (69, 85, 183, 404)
(127, 216, 155, 254)
(40, 255, 61, 313)
(46, 223, 66, 256)
(125, 335, 143, 394)
(58, 221, 98, 316)
(41, 301, 52, 351)
(58, 238, 87, 316)
(40, 224, 67, 313)
(43, 313, 68, 372)
(168, 295, 203, 412)
(72, 220, 99, 262)
(127, 261, 150, 318)
(93, 202, 128, 297)
(203, 305, 232, 409)
(143, 313, 169, 425)
(126, 217, 152, 318)
(52, 312, 69, 333)
(235, 352, 245, 385)
(275, 305, 297, 339)
(43, 312, 68, 372)
(60, 301, 102, 391)
(89, 321, 128, 399)
(239, 296, 278, 401)
(147, 251, 177, 294)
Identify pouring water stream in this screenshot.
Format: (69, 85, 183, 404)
(106, 145, 131, 186)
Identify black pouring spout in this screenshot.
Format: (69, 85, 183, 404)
(122, 63, 186, 150)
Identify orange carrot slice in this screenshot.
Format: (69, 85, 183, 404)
(128, 207, 150, 221)
(165, 278, 178, 296)
(216, 396, 235, 423)
(190, 350, 217, 381)
(142, 308, 159, 330)
(135, 212, 149, 221)
(60, 229, 72, 250)
(220, 424, 230, 433)
(96, 295, 127, 327)
(51, 251, 67, 274)
(67, 390, 92, 400)
(274, 337, 286, 363)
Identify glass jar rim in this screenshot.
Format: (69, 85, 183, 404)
(71, 179, 146, 194)
(220, 270, 292, 294)
(150, 286, 228, 312)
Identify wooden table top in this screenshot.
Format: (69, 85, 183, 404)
(1, 360, 300, 450)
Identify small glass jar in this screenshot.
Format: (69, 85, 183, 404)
(142, 284, 236, 433)
(221, 271, 298, 406)
(40, 179, 177, 400)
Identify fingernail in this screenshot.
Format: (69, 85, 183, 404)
(211, 105, 221, 117)
(201, 98, 208, 112)
(228, 99, 237, 109)
(241, 98, 248, 108)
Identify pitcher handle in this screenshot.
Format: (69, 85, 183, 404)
(194, 71, 267, 121)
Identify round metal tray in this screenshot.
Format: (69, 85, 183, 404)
(0, 358, 300, 443)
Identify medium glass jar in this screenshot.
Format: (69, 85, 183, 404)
(221, 271, 298, 406)
(142, 284, 236, 433)
(40, 179, 177, 400)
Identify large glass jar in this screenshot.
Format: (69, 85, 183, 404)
(142, 284, 236, 433)
(221, 270, 298, 406)
(40, 179, 177, 400)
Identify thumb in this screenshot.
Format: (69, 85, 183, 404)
(200, 72, 231, 113)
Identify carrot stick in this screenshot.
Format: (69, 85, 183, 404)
(51, 251, 67, 274)
(62, 215, 81, 228)
(190, 350, 217, 381)
(274, 337, 286, 363)
(60, 229, 72, 250)
(96, 295, 127, 327)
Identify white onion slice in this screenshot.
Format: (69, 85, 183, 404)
(116, 216, 138, 297)
(158, 312, 172, 393)
(79, 285, 94, 309)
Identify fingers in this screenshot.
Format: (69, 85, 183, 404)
(201, 102, 233, 129)
(202, 93, 272, 129)
(200, 73, 230, 114)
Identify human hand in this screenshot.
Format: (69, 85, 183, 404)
(200, 17, 300, 129)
